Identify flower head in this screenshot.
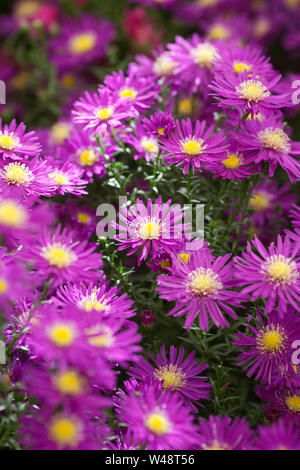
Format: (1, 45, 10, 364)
(0, 119, 42, 160)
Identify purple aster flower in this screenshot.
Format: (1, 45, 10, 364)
(49, 14, 115, 72)
(114, 196, 187, 265)
(256, 384, 300, 426)
(103, 70, 160, 113)
(159, 118, 227, 174)
(210, 69, 290, 115)
(0, 157, 55, 200)
(47, 161, 88, 197)
(0, 249, 29, 309)
(61, 130, 106, 182)
(254, 418, 300, 450)
(54, 281, 136, 319)
(0, 118, 42, 160)
(21, 224, 103, 285)
(54, 200, 98, 239)
(286, 205, 300, 242)
(119, 382, 199, 450)
(124, 121, 160, 162)
(128, 344, 211, 411)
(214, 42, 274, 79)
(72, 87, 137, 137)
(197, 415, 253, 450)
(142, 112, 175, 138)
(233, 308, 300, 384)
(129, 47, 180, 84)
(204, 15, 251, 43)
(234, 235, 300, 315)
(20, 407, 105, 450)
(233, 116, 300, 182)
(157, 250, 246, 330)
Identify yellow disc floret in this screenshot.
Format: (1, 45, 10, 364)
(145, 412, 171, 435)
(181, 137, 206, 156)
(54, 370, 85, 395)
(190, 43, 219, 68)
(222, 153, 242, 170)
(236, 79, 270, 102)
(0, 132, 20, 150)
(286, 395, 300, 413)
(0, 199, 27, 227)
(258, 127, 291, 153)
(189, 267, 222, 296)
(262, 254, 298, 286)
(49, 415, 82, 447)
(257, 326, 286, 354)
(154, 364, 186, 391)
(48, 323, 76, 347)
(69, 32, 96, 55)
(41, 243, 77, 268)
(2, 162, 34, 186)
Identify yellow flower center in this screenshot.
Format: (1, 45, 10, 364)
(153, 54, 178, 76)
(160, 259, 171, 269)
(262, 254, 298, 286)
(253, 18, 270, 38)
(51, 122, 71, 144)
(246, 112, 264, 121)
(49, 416, 82, 447)
(78, 289, 109, 313)
(181, 137, 206, 156)
(69, 32, 97, 55)
(158, 128, 165, 135)
(48, 170, 68, 186)
(97, 107, 114, 121)
(178, 253, 191, 264)
(0, 132, 19, 150)
(0, 278, 8, 294)
(222, 153, 242, 170)
(286, 395, 300, 413)
(141, 137, 159, 155)
(258, 128, 291, 153)
(257, 326, 285, 353)
(145, 412, 170, 435)
(48, 324, 76, 347)
(77, 212, 90, 224)
(190, 43, 219, 68)
(0, 200, 27, 227)
(41, 243, 77, 268)
(178, 98, 193, 115)
(236, 79, 270, 102)
(233, 61, 252, 75)
(2, 162, 34, 186)
(154, 364, 186, 391)
(249, 191, 271, 211)
(119, 88, 137, 100)
(138, 219, 161, 240)
(79, 149, 98, 166)
(189, 267, 222, 296)
(208, 25, 230, 41)
(54, 370, 84, 395)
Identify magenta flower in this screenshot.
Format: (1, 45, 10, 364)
(142, 112, 175, 138)
(55, 281, 136, 319)
(157, 250, 246, 330)
(128, 344, 211, 411)
(233, 308, 300, 384)
(234, 235, 300, 314)
(254, 418, 300, 450)
(198, 415, 253, 450)
(22, 224, 103, 285)
(103, 70, 160, 113)
(256, 384, 300, 426)
(124, 121, 160, 162)
(205, 142, 257, 181)
(0, 119, 42, 160)
(72, 88, 137, 137)
(233, 117, 300, 182)
(0, 158, 55, 199)
(115, 196, 187, 265)
(159, 118, 227, 174)
(210, 69, 290, 115)
(61, 130, 106, 182)
(119, 383, 199, 450)
(0, 249, 29, 309)
(47, 161, 88, 197)
(49, 14, 115, 72)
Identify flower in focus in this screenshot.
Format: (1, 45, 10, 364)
(0, 119, 42, 160)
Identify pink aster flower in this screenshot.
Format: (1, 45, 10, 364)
(119, 383, 199, 450)
(256, 384, 300, 427)
(72, 87, 137, 137)
(232, 116, 300, 182)
(128, 344, 211, 411)
(123, 121, 160, 162)
(21, 224, 103, 285)
(159, 118, 227, 174)
(54, 281, 136, 319)
(254, 418, 300, 450)
(49, 14, 115, 72)
(0, 118, 42, 160)
(114, 196, 187, 265)
(0, 158, 56, 200)
(210, 69, 290, 115)
(157, 250, 246, 330)
(197, 415, 253, 450)
(61, 130, 106, 182)
(103, 70, 160, 113)
(142, 112, 175, 137)
(234, 235, 300, 315)
(47, 161, 88, 197)
(0, 249, 29, 309)
(233, 308, 300, 384)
